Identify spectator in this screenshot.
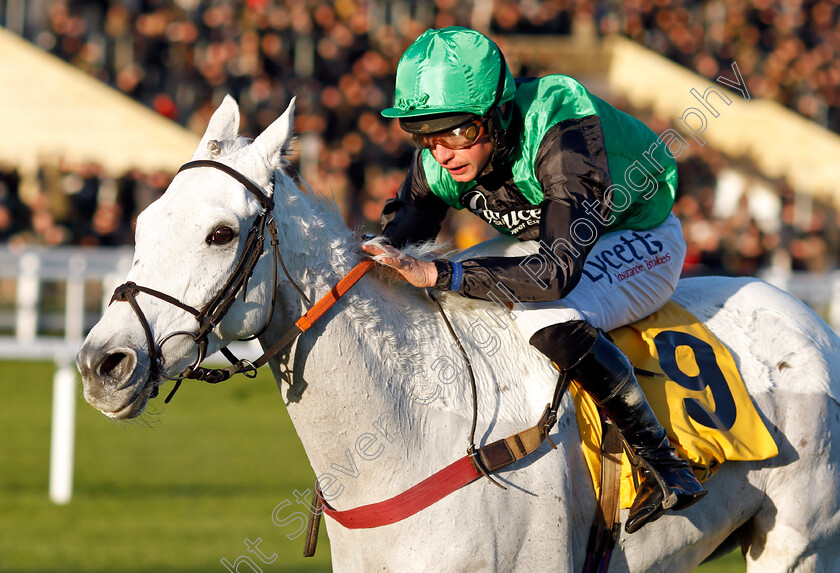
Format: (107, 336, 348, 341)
(1, 1, 835, 276)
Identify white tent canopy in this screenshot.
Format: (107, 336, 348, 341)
(0, 27, 199, 176)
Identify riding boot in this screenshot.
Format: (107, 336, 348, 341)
(568, 333, 707, 533)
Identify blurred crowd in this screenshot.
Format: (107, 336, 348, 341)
(604, 0, 839, 132)
(1, 0, 838, 276)
(671, 148, 838, 276)
(0, 161, 170, 247)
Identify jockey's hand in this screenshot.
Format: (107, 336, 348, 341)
(362, 242, 438, 288)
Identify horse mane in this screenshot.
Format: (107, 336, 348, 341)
(283, 169, 551, 427)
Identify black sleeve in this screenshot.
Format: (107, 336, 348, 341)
(434, 116, 614, 302)
(380, 149, 450, 248)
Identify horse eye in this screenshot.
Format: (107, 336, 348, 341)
(207, 226, 235, 245)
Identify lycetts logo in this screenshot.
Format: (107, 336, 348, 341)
(581, 231, 665, 285)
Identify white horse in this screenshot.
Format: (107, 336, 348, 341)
(77, 97, 840, 572)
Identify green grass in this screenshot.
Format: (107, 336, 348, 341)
(695, 550, 746, 573)
(0, 361, 330, 573)
(0, 361, 745, 572)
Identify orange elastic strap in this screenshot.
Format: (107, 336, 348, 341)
(295, 258, 376, 331)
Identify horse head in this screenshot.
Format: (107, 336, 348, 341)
(77, 96, 300, 419)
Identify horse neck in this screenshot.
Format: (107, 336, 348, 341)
(262, 174, 564, 506)
(259, 177, 425, 500)
(268, 176, 356, 304)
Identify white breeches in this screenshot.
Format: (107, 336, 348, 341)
(455, 213, 686, 341)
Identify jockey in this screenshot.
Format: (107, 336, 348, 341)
(362, 26, 706, 533)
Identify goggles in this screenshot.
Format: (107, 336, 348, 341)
(409, 119, 487, 150)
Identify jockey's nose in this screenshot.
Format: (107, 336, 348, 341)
(431, 144, 456, 163)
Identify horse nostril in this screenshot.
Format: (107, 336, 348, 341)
(99, 352, 127, 377)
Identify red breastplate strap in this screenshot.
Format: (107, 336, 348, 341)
(320, 456, 481, 528)
(317, 409, 555, 529)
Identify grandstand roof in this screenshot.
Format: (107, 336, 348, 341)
(607, 37, 840, 204)
(0, 28, 199, 175)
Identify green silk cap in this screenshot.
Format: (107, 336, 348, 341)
(382, 27, 515, 121)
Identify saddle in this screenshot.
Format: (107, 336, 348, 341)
(577, 300, 778, 509)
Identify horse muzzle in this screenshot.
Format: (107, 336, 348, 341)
(76, 340, 154, 419)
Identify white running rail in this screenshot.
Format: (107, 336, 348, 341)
(0, 246, 260, 504)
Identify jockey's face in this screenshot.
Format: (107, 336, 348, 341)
(429, 131, 494, 183)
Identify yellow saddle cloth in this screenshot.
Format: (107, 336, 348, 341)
(571, 300, 778, 509)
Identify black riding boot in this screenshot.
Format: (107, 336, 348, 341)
(530, 322, 707, 533)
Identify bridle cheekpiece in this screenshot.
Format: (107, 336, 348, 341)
(110, 159, 310, 402)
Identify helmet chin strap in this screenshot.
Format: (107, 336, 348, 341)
(477, 47, 516, 179)
(477, 102, 517, 179)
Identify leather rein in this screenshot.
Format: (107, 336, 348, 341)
(110, 159, 371, 402)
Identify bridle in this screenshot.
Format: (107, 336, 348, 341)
(110, 159, 312, 402)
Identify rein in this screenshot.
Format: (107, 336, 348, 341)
(110, 159, 369, 402)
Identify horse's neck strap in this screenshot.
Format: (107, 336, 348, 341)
(310, 372, 570, 531)
(293, 259, 376, 333)
(307, 295, 568, 533)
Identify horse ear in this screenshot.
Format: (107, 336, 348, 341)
(192, 95, 241, 159)
(251, 97, 296, 169)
